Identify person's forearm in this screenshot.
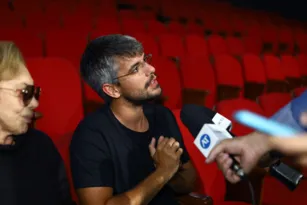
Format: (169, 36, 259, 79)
(105, 169, 171, 205)
(168, 172, 195, 194)
(168, 166, 196, 195)
(244, 132, 279, 168)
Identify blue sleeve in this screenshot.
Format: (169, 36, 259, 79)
(270, 90, 307, 132)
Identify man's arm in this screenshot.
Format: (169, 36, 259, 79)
(168, 161, 196, 195)
(77, 168, 172, 205)
(243, 132, 280, 168)
(72, 127, 183, 205)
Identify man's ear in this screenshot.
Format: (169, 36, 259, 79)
(102, 84, 121, 99)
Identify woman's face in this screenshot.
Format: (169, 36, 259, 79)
(0, 64, 39, 135)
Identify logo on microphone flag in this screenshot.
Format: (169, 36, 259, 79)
(200, 134, 211, 149)
(194, 124, 233, 158)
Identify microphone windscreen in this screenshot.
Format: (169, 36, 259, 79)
(180, 104, 216, 137)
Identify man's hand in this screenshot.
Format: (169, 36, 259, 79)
(206, 134, 273, 184)
(149, 136, 183, 179)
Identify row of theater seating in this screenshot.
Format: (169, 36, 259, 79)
(23, 53, 307, 115)
(2, 0, 307, 55)
(25, 56, 307, 205)
(27, 56, 305, 141)
(1, 17, 307, 56)
(3, 30, 305, 59)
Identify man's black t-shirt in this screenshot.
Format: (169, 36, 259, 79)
(70, 104, 190, 205)
(0, 128, 74, 205)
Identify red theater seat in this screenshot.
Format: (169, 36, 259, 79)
(0, 29, 43, 57)
(185, 34, 209, 57)
(146, 20, 168, 35)
(172, 109, 251, 205)
(293, 87, 307, 98)
(93, 18, 121, 37)
(208, 35, 228, 55)
(261, 23, 279, 53)
(45, 30, 88, 66)
(261, 176, 307, 205)
(152, 57, 182, 109)
(158, 34, 185, 58)
(226, 37, 245, 56)
(214, 55, 244, 100)
(297, 54, 307, 77)
(280, 55, 302, 89)
(120, 19, 147, 35)
(26, 57, 84, 142)
(262, 55, 287, 92)
(132, 33, 160, 57)
(279, 25, 294, 53)
(168, 22, 187, 35)
(242, 54, 266, 84)
(242, 54, 267, 99)
(258, 93, 292, 117)
(180, 56, 216, 108)
(243, 35, 262, 55)
(216, 98, 265, 136)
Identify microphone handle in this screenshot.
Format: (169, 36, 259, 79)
(229, 155, 245, 179)
(269, 160, 303, 191)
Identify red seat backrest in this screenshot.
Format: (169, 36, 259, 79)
(214, 55, 244, 88)
(242, 54, 266, 84)
(258, 93, 292, 117)
(207, 35, 228, 55)
(26, 57, 84, 141)
(171, 109, 226, 204)
(180, 56, 216, 108)
(185, 34, 209, 57)
(216, 98, 265, 136)
(263, 55, 285, 81)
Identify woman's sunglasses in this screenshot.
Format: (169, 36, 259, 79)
(0, 85, 41, 106)
(19, 85, 41, 106)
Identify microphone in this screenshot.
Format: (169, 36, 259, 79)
(180, 104, 303, 191)
(180, 104, 245, 179)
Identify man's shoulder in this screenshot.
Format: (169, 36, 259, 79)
(71, 105, 112, 143)
(77, 105, 110, 129)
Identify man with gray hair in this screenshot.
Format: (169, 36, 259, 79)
(70, 34, 196, 205)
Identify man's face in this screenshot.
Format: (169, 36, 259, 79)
(113, 53, 162, 104)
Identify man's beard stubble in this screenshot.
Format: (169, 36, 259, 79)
(123, 73, 162, 106)
(123, 85, 162, 106)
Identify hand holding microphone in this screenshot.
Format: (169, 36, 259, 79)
(206, 110, 305, 190)
(206, 133, 273, 183)
(180, 104, 246, 179)
(181, 104, 304, 191)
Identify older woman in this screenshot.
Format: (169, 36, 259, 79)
(0, 42, 75, 205)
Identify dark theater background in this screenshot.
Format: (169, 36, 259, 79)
(2, 0, 307, 204)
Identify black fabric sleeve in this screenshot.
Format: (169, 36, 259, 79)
(69, 122, 114, 189)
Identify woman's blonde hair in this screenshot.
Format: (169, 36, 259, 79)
(0, 41, 25, 81)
